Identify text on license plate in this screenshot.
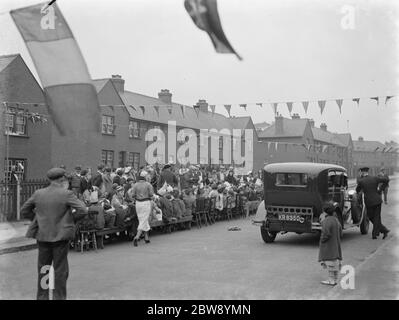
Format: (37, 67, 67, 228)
(278, 214, 305, 223)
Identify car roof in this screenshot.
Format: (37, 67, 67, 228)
(263, 162, 346, 174)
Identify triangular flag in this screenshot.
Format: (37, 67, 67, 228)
(256, 103, 263, 108)
(318, 100, 326, 114)
(371, 97, 379, 106)
(209, 104, 216, 115)
(139, 105, 145, 115)
(167, 105, 173, 115)
(336, 99, 343, 114)
(302, 101, 309, 114)
(239, 104, 247, 111)
(153, 106, 160, 117)
(385, 96, 394, 106)
(353, 98, 360, 107)
(271, 103, 278, 115)
(180, 105, 185, 117)
(194, 104, 200, 117)
(286, 102, 293, 114)
(224, 104, 231, 117)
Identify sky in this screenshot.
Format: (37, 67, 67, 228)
(1, 0, 398, 143)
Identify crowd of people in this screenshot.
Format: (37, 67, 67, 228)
(61, 162, 264, 246)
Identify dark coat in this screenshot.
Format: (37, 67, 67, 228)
(21, 183, 88, 242)
(318, 215, 342, 261)
(158, 169, 178, 188)
(356, 175, 389, 207)
(90, 171, 103, 188)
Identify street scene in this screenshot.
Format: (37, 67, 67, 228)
(0, 0, 398, 302)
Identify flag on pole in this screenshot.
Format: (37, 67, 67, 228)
(385, 96, 394, 106)
(286, 102, 293, 114)
(184, 0, 242, 60)
(239, 104, 247, 111)
(209, 104, 216, 115)
(318, 100, 326, 114)
(370, 96, 379, 106)
(224, 104, 231, 117)
(139, 105, 145, 115)
(353, 98, 360, 107)
(256, 103, 263, 108)
(180, 105, 185, 117)
(194, 104, 200, 117)
(302, 101, 309, 114)
(271, 103, 278, 115)
(336, 99, 343, 114)
(153, 105, 160, 117)
(10, 2, 100, 136)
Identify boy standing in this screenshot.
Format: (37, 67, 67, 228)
(318, 201, 343, 286)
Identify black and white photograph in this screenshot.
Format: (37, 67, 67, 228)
(0, 0, 398, 304)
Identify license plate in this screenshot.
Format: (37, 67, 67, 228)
(278, 214, 305, 223)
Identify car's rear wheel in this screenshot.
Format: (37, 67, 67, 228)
(260, 226, 277, 243)
(360, 208, 369, 235)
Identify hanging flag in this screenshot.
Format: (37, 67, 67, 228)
(224, 104, 231, 117)
(336, 99, 343, 114)
(153, 105, 160, 117)
(239, 104, 247, 111)
(302, 101, 309, 114)
(256, 103, 263, 108)
(385, 96, 394, 106)
(370, 96, 379, 106)
(167, 105, 173, 115)
(353, 98, 360, 107)
(271, 103, 278, 115)
(267, 142, 272, 150)
(318, 100, 326, 114)
(139, 105, 145, 115)
(180, 105, 185, 117)
(10, 2, 101, 136)
(274, 142, 278, 150)
(322, 145, 328, 152)
(209, 104, 216, 115)
(184, 0, 242, 60)
(286, 102, 293, 114)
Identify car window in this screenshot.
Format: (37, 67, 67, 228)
(275, 173, 308, 187)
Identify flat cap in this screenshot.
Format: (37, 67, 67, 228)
(359, 167, 370, 172)
(47, 168, 66, 180)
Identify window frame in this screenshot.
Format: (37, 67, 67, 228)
(101, 115, 115, 135)
(5, 108, 27, 136)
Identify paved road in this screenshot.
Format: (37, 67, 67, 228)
(0, 181, 397, 300)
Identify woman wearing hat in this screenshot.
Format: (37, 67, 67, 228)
(130, 170, 154, 246)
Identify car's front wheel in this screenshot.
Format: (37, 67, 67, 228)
(260, 226, 277, 243)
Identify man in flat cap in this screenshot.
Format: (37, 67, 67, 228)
(356, 167, 390, 239)
(20, 168, 88, 300)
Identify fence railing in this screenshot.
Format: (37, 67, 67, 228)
(0, 179, 48, 222)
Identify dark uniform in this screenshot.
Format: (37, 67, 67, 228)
(356, 168, 390, 239)
(20, 168, 87, 300)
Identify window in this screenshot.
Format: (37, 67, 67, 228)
(102, 115, 114, 135)
(4, 158, 26, 181)
(275, 173, 308, 187)
(129, 120, 140, 138)
(128, 152, 140, 170)
(101, 150, 114, 168)
(5, 108, 27, 136)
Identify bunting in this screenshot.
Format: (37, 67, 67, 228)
(353, 98, 360, 107)
(370, 96, 379, 106)
(239, 104, 247, 111)
(271, 103, 278, 115)
(302, 101, 309, 114)
(256, 103, 263, 108)
(209, 104, 216, 115)
(385, 96, 393, 106)
(336, 99, 343, 114)
(318, 100, 326, 114)
(180, 105, 185, 117)
(153, 105, 160, 117)
(194, 104, 200, 117)
(139, 105, 145, 115)
(286, 102, 293, 114)
(129, 105, 137, 111)
(224, 104, 231, 117)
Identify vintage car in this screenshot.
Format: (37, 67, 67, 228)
(252, 162, 369, 243)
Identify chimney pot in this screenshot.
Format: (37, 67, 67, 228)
(110, 74, 124, 92)
(158, 89, 172, 104)
(197, 99, 208, 113)
(320, 123, 327, 131)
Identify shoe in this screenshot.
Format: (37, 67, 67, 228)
(383, 230, 390, 239)
(133, 239, 138, 247)
(145, 239, 150, 244)
(320, 280, 337, 286)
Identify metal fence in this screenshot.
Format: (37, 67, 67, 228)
(0, 179, 48, 222)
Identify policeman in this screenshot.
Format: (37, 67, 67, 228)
(20, 168, 88, 300)
(356, 167, 390, 239)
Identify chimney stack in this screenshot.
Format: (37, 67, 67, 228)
(309, 119, 315, 127)
(197, 99, 208, 113)
(110, 74, 124, 92)
(320, 123, 327, 132)
(158, 89, 172, 104)
(275, 114, 284, 135)
(358, 136, 364, 142)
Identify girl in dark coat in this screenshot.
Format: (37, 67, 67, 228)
(318, 201, 343, 286)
